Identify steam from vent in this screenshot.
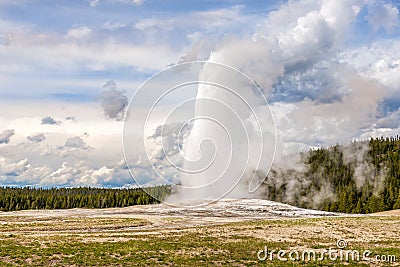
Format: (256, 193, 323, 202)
(169, 58, 276, 202)
(165, 39, 283, 203)
(262, 140, 391, 211)
(123, 61, 275, 206)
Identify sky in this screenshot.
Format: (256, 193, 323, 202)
(0, 0, 399, 188)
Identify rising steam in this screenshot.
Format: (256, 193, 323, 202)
(123, 61, 275, 206)
(169, 58, 276, 202)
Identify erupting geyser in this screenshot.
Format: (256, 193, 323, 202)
(123, 59, 276, 206)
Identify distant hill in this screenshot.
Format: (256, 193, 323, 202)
(262, 136, 400, 214)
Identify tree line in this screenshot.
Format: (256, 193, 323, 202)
(0, 186, 171, 211)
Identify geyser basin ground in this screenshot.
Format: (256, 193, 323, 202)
(0, 199, 399, 266)
(1, 199, 339, 228)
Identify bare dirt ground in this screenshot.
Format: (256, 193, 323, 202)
(370, 209, 400, 216)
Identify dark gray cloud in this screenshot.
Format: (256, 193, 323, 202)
(41, 116, 61, 125)
(27, 133, 46, 143)
(65, 116, 77, 122)
(65, 136, 92, 150)
(100, 80, 128, 121)
(0, 129, 15, 144)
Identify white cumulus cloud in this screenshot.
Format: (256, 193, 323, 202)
(65, 25, 92, 39)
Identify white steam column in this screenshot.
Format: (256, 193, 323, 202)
(123, 60, 275, 207)
(174, 57, 276, 203)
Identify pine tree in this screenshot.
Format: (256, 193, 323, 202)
(393, 194, 400, 210)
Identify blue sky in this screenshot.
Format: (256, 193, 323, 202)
(0, 0, 399, 188)
(0, 1, 284, 101)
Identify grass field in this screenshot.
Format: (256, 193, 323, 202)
(0, 209, 399, 266)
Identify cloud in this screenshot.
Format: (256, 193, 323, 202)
(0, 125, 130, 187)
(256, 0, 359, 72)
(41, 116, 61, 125)
(0, 156, 131, 187)
(39, 161, 129, 187)
(66, 116, 77, 122)
(132, 0, 144, 6)
(0, 129, 15, 144)
(3, 32, 14, 47)
(27, 133, 46, 143)
(89, 0, 99, 7)
(109, 0, 144, 5)
(281, 73, 388, 146)
(134, 5, 252, 36)
(205, 0, 361, 98)
(193, 5, 248, 28)
(100, 80, 128, 121)
(339, 40, 400, 90)
(135, 18, 175, 31)
(102, 21, 126, 30)
(0, 157, 29, 176)
(148, 122, 192, 161)
(0, 28, 179, 73)
(65, 136, 92, 150)
(367, 3, 399, 32)
(65, 25, 92, 39)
